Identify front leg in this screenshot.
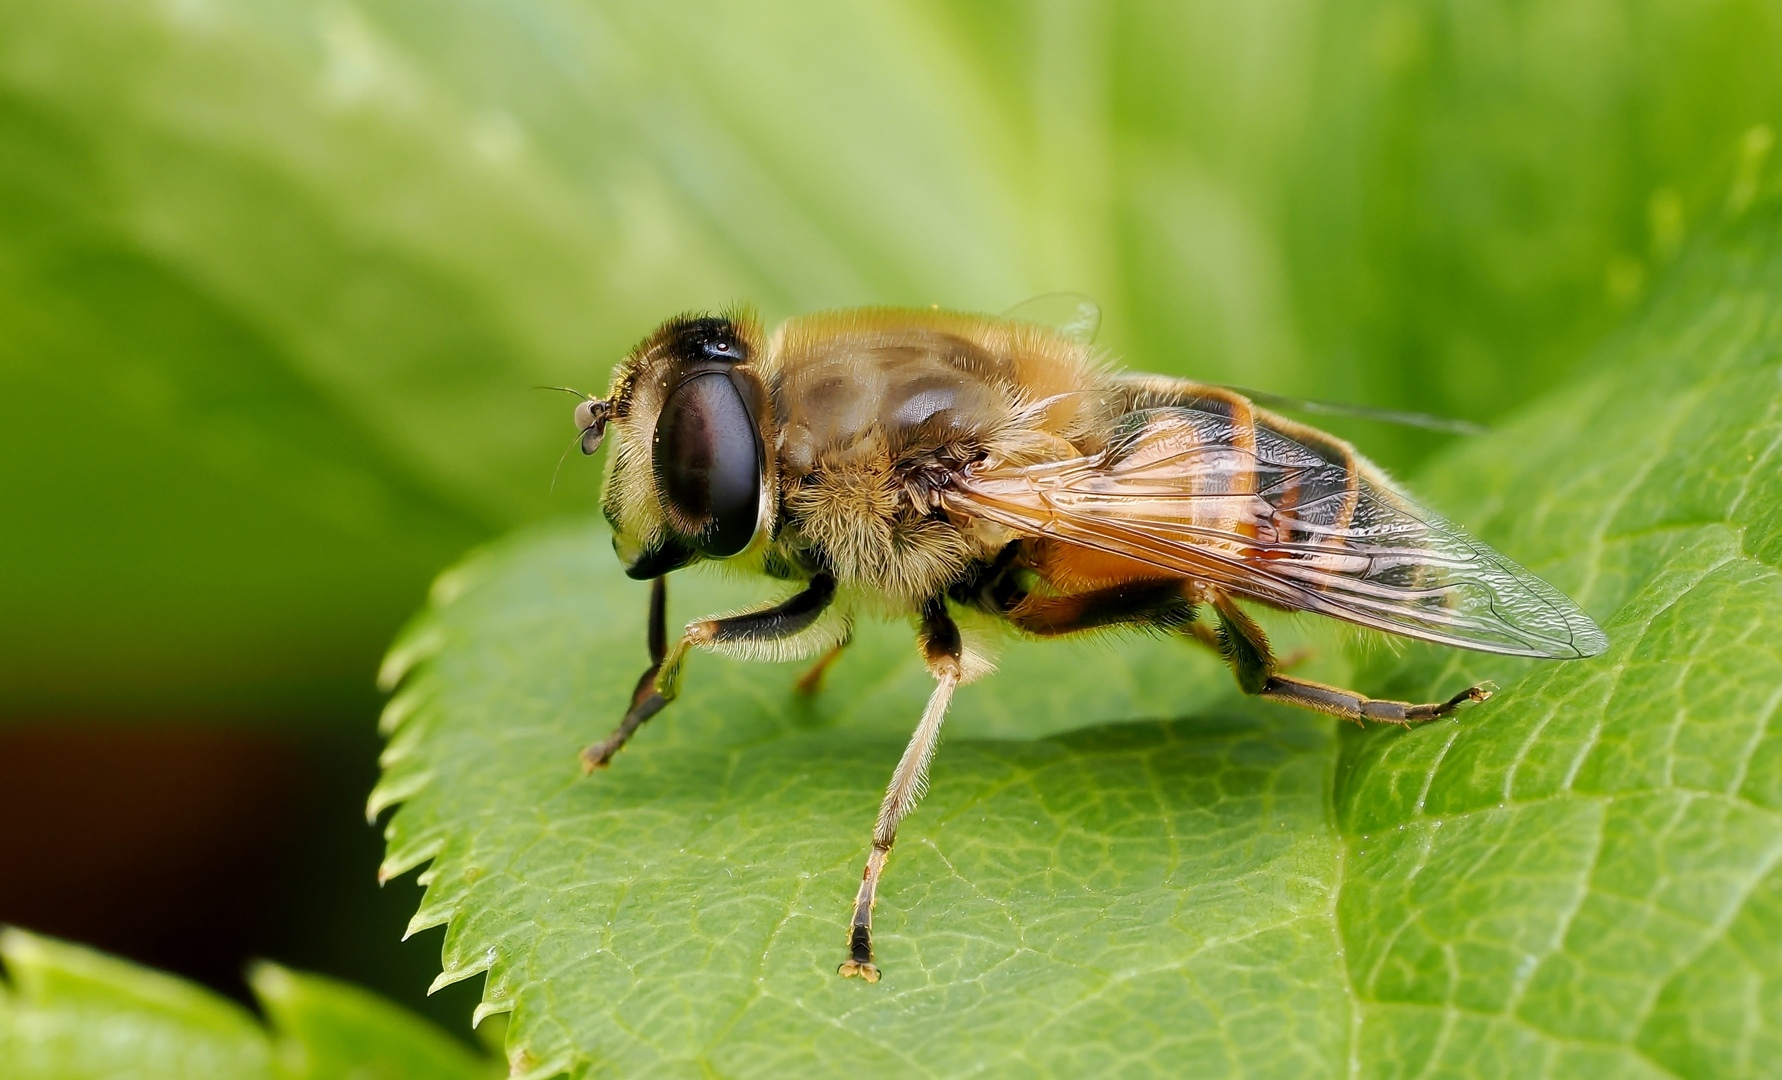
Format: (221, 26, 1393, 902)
(580, 572, 839, 771)
(839, 596, 963, 983)
(581, 576, 671, 772)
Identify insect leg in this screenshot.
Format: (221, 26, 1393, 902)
(1260, 676, 1491, 726)
(579, 573, 839, 771)
(839, 597, 961, 983)
(1185, 619, 1223, 653)
(1000, 580, 1195, 636)
(793, 630, 853, 695)
(953, 542, 1194, 637)
(1209, 590, 1491, 725)
(1210, 592, 1275, 695)
(580, 576, 672, 773)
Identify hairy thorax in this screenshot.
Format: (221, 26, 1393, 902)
(759, 309, 1104, 608)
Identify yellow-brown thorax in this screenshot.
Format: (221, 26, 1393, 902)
(757, 308, 1104, 608)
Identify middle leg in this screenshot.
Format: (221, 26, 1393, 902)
(839, 596, 962, 983)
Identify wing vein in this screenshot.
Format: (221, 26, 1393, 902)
(949, 405, 1606, 659)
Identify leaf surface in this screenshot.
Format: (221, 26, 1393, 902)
(374, 200, 1782, 1076)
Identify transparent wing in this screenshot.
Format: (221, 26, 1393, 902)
(1222, 385, 1489, 436)
(1001, 293, 1101, 346)
(945, 407, 1607, 659)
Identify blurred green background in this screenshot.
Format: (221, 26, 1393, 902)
(2, 0, 1779, 1031)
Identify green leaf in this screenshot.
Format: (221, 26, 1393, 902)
(1330, 201, 1782, 1079)
(0, 929, 274, 1080)
(0, 27, 490, 719)
(249, 962, 499, 1080)
(0, 929, 498, 1080)
(372, 199, 1782, 1076)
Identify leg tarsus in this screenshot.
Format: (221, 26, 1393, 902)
(839, 849, 888, 982)
(1263, 674, 1492, 726)
(580, 684, 666, 771)
(581, 577, 670, 771)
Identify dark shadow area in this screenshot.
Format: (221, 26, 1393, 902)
(0, 719, 483, 1035)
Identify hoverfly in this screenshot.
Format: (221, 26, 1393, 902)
(569, 299, 1606, 983)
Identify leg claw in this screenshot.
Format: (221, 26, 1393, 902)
(1445, 684, 1493, 713)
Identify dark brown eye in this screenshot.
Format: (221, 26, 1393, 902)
(653, 373, 761, 558)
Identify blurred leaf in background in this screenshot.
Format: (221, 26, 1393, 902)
(0, 929, 499, 1079)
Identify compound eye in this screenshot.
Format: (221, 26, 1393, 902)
(653, 373, 761, 558)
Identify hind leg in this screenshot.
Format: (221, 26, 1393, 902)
(1260, 677, 1490, 724)
(1206, 591, 1490, 726)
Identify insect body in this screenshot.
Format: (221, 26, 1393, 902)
(574, 305, 1606, 982)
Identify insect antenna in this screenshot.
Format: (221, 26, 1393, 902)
(538, 387, 591, 493)
(549, 429, 584, 494)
